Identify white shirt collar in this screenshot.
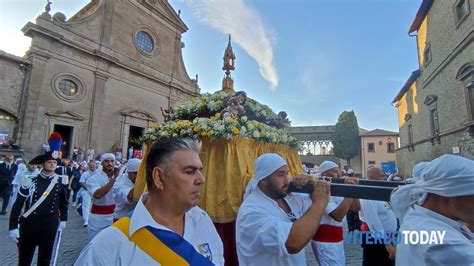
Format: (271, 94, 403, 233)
(128, 193, 203, 237)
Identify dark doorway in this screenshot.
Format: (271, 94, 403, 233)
(53, 124, 73, 159)
(128, 125, 144, 159)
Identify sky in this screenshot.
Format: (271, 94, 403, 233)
(0, 0, 422, 132)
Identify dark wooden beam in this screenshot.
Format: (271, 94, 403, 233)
(288, 181, 400, 201)
(317, 178, 407, 188)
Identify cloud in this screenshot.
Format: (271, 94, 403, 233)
(184, 0, 279, 89)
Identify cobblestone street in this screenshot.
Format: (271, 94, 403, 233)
(0, 203, 362, 265)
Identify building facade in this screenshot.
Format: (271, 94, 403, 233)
(0, 0, 200, 160)
(392, 0, 473, 177)
(291, 126, 398, 177)
(359, 129, 399, 175)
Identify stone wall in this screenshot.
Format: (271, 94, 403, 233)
(395, 0, 474, 176)
(0, 52, 29, 140)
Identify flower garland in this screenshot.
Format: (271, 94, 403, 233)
(142, 113, 299, 148)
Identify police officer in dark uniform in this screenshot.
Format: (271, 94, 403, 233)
(8, 151, 69, 266)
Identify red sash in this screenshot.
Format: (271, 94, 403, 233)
(312, 224, 343, 242)
(361, 222, 370, 232)
(91, 204, 115, 215)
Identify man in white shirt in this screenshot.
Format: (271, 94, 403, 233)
(79, 160, 97, 227)
(236, 153, 330, 266)
(391, 154, 474, 265)
(311, 160, 359, 266)
(76, 138, 224, 265)
(359, 167, 397, 266)
(113, 158, 140, 221)
(86, 153, 118, 240)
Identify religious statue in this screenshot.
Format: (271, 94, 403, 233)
(220, 91, 247, 119)
(278, 111, 291, 127)
(45, 1, 52, 13)
(160, 107, 173, 122)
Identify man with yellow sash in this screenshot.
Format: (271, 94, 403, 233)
(75, 138, 224, 265)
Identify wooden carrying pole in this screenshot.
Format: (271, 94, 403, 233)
(288, 180, 408, 201)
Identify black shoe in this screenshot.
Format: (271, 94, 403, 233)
(0, 211, 7, 215)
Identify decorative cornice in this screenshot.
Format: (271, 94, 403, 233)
(423, 94, 438, 106)
(45, 110, 85, 121)
(121, 108, 157, 122)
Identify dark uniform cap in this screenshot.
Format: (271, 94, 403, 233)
(29, 151, 61, 165)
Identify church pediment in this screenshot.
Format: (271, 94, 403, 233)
(45, 110, 85, 121)
(121, 109, 157, 122)
(140, 0, 188, 33)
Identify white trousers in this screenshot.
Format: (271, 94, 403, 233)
(81, 190, 91, 225)
(87, 213, 114, 240)
(311, 240, 345, 266)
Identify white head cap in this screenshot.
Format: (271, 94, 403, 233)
(411, 161, 428, 182)
(319, 161, 339, 175)
(391, 154, 474, 221)
(244, 153, 287, 198)
(126, 158, 141, 173)
(100, 153, 115, 163)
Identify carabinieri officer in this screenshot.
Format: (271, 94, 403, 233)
(8, 151, 69, 266)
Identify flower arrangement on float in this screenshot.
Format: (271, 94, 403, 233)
(141, 90, 299, 148)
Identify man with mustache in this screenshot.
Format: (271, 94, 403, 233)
(76, 138, 224, 265)
(236, 153, 330, 265)
(86, 153, 118, 240)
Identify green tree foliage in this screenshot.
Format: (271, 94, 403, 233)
(333, 111, 360, 168)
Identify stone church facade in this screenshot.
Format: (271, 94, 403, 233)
(392, 0, 473, 177)
(0, 0, 200, 160)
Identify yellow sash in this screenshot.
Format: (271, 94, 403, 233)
(113, 217, 189, 266)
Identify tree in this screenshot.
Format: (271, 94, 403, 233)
(333, 111, 360, 168)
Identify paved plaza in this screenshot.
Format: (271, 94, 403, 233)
(0, 203, 362, 265)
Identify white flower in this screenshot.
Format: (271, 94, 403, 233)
(252, 131, 260, 138)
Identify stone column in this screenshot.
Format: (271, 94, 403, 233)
(87, 71, 109, 150)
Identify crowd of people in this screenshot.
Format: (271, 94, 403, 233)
(1, 146, 141, 265)
(1, 137, 473, 265)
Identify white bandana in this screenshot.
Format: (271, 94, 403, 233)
(244, 153, 287, 198)
(319, 160, 338, 175)
(391, 154, 474, 221)
(100, 153, 115, 163)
